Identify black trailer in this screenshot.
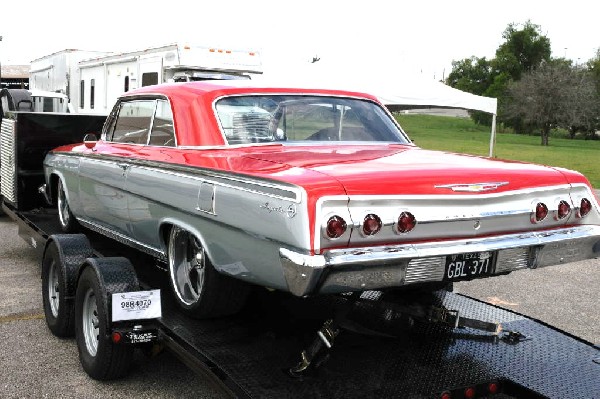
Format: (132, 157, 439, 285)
(1, 112, 599, 399)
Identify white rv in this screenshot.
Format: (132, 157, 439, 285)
(30, 43, 262, 115)
(29, 50, 112, 113)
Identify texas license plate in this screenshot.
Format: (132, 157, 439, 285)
(444, 251, 496, 281)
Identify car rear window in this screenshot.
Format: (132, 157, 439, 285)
(215, 95, 410, 145)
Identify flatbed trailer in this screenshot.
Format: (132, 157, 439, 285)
(3, 203, 599, 399)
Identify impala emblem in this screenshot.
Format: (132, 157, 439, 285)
(260, 202, 297, 219)
(435, 182, 509, 192)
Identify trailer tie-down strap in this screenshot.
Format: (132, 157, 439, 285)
(429, 306, 502, 335)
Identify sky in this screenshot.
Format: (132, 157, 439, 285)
(1, 0, 598, 81)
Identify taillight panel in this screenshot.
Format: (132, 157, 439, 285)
(317, 186, 598, 251)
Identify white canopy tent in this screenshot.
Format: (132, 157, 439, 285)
(258, 62, 498, 156)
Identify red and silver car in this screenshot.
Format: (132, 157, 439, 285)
(43, 80, 600, 318)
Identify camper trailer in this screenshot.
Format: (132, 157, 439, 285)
(29, 50, 112, 113)
(29, 44, 263, 115)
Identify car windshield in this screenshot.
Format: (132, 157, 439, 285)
(214, 95, 410, 145)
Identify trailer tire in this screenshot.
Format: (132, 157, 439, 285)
(168, 226, 250, 319)
(75, 258, 138, 380)
(42, 234, 93, 337)
(57, 178, 78, 233)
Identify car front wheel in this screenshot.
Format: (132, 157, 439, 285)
(167, 226, 249, 318)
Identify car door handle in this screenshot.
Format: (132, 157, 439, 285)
(117, 163, 130, 171)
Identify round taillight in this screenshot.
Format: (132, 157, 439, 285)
(440, 392, 452, 399)
(488, 382, 499, 394)
(557, 200, 571, 220)
(579, 198, 592, 218)
(464, 387, 476, 399)
(326, 216, 347, 239)
(362, 214, 382, 236)
(533, 202, 548, 223)
(397, 211, 416, 233)
(111, 332, 123, 344)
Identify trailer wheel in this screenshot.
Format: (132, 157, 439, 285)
(57, 178, 78, 232)
(75, 258, 137, 380)
(168, 226, 249, 318)
(42, 234, 93, 337)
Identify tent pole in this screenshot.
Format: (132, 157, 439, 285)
(488, 113, 497, 158)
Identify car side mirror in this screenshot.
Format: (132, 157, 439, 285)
(83, 133, 98, 149)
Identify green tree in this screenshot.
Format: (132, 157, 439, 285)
(586, 49, 600, 94)
(504, 62, 598, 145)
(446, 21, 552, 129)
(494, 21, 551, 80)
(446, 57, 493, 95)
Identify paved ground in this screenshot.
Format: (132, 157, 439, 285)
(0, 193, 598, 397)
(0, 215, 226, 399)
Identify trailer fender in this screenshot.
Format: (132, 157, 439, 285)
(75, 257, 140, 380)
(41, 234, 93, 337)
(76, 257, 140, 333)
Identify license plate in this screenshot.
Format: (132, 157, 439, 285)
(112, 289, 162, 322)
(444, 251, 495, 281)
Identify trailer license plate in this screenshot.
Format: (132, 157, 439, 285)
(112, 289, 162, 322)
(444, 251, 495, 281)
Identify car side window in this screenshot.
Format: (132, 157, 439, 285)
(149, 100, 176, 146)
(110, 100, 155, 144)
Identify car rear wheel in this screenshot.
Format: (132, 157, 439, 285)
(167, 226, 250, 318)
(57, 179, 78, 233)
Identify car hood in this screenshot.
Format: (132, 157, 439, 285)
(242, 145, 573, 195)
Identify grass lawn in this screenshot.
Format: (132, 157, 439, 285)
(395, 114, 600, 188)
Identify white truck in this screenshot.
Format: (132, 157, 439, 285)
(29, 43, 263, 114)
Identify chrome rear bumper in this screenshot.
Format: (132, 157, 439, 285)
(280, 225, 600, 296)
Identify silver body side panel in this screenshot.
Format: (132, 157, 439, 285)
(44, 151, 310, 291)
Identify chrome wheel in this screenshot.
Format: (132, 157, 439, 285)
(168, 227, 205, 306)
(82, 288, 99, 357)
(47, 260, 60, 318)
(57, 179, 71, 229)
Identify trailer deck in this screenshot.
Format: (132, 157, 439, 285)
(6, 204, 600, 399)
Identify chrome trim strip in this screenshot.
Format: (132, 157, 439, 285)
(281, 225, 600, 296)
(51, 151, 303, 202)
(416, 208, 532, 224)
(78, 218, 166, 261)
(338, 184, 575, 201)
